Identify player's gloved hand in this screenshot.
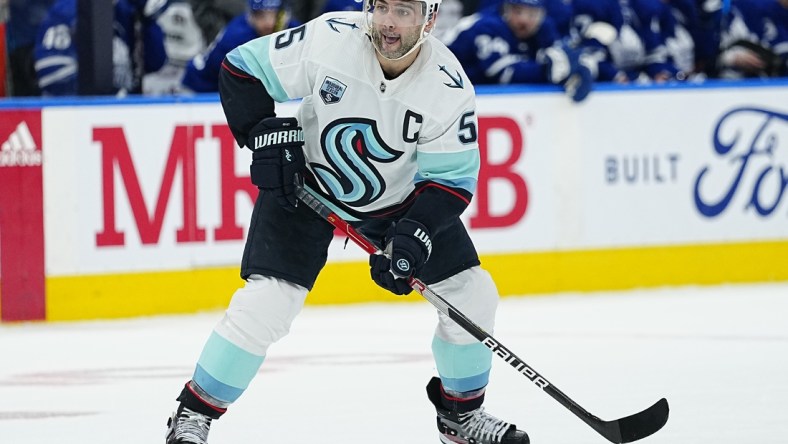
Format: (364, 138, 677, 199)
(248, 117, 306, 211)
(542, 44, 572, 85)
(563, 63, 593, 102)
(369, 219, 432, 295)
(542, 43, 593, 103)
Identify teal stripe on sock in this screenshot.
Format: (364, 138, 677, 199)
(432, 335, 492, 392)
(193, 364, 245, 403)
(439, 372, 490, 393)
(194, 331, 265, 402)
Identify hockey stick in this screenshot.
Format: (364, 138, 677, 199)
(295, 184, 669, 443)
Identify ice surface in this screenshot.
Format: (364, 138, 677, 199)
(1, 282, 787, 443)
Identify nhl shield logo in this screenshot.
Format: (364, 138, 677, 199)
(319, 77, 346, 104)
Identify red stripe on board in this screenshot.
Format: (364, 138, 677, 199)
(0, 110, 45, 321)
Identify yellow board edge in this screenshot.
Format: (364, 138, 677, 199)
(45, 240, 788, 321)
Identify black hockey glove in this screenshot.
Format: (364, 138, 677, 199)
(369, 219, 432, 295)
(248, 117, 306, 211)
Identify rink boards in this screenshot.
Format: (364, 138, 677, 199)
(1, 80, 787, 321)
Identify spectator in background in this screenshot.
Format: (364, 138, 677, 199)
(188, 0, 246, 43)
(444, 0, 593, 102)
(474, 0, 573, 34)
(660, 0, 699, 78)
(767, 0, 788, 74)
(692, 0, 724, 76)
(143, 0, 206, 95)
(717, 0, 787, 78)
(570, 0, 627, 82)
(607, 0, 681, 82)
(6, 0, 54, 96)
(33, 0, 169, 96)
(180, 0, 299, 93)
(319, 0, 363, 13)
(310, 0, 362, 18)
(0, 0, 6, 96)
(545, 0, 573, 37)
(717, 0, 770, 79)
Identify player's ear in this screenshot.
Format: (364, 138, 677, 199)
(424, 11, 437, 32)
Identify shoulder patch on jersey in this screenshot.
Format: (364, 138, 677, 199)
(325, 17, 359, 32)
(320, 76, 347, 104)
(438, 65, 464, 89)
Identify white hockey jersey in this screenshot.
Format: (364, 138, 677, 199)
(226, 11, 480, 216)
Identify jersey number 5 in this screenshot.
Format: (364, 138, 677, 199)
(459, 111, 477, 144)
(275, 25, 307, 49)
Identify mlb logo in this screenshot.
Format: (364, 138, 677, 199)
(319, 77, 346, 104)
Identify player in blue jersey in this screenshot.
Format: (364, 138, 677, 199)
(164, 0, 531, 443)
(33, 0, 169, 96)
(545, 0, 573, 37)
(767, 0, 788, 75)
(660, 0, 700, 78)
(607, 0, 681, 82)
(320, 0, 364, 13)
(444, 0, 593, 101)
(568, 0, 626, 82)
(180, 0, 299, 92)
(717, 0, 788, 78)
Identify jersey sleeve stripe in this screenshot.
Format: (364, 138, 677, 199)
(414, 176, 477, 196)
(415, 150, 480, 194)
(416, 181, 476, 205)
(220, 60, 255, 79)
(226, 36, 290, 103)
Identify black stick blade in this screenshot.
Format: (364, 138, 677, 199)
(604, 398, 669, 443)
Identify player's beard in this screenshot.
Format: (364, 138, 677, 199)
(370, 25, 422, 60)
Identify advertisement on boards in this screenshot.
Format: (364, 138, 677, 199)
(40, 87, 788, 276)
(0, 110, 45, 321)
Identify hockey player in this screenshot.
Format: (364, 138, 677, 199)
(142, 0, 206, 95)
(180, 0, 298, 92)
(444, 0, 593, 102)
(767, 0, 788, 74)
(568, 0, 627, 83)
(607, 0, 681, 82)
(716, 0, 788, 78)
(660, 0, 699, 78)
(33, 0, 169, 96)
(164, 0, 530, 443)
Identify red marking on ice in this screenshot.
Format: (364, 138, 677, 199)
(0, 411, 97, 420)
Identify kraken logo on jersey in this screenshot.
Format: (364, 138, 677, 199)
(313, 119, 403, 207)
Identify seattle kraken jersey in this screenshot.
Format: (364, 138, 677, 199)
(226, 12, 480, 216)
(182, 13, 301, 92)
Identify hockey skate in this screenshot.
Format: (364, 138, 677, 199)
(427, 377, 529, 444)
(165, 404, 213, 444)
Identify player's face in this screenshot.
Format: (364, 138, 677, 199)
(368, 0, 429, 59)
(249, 9, 279, 36)
(503, 4, 545, 40)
